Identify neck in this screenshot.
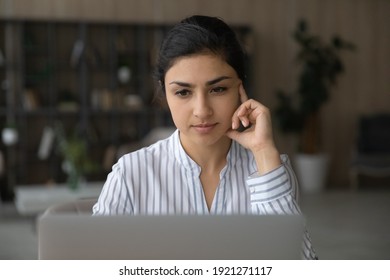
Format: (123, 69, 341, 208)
(180, 134, 231, 172)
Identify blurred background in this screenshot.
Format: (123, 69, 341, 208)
(0, 0, 389, 260)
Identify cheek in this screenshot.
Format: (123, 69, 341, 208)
(222, 95, 240, 118)
(165, 95, 177, 114)
(225, 106, 238, 121)
(166, 99, 186, 125)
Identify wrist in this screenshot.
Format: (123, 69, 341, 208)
(252, 145, 281, 175)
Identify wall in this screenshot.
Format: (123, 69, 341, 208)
(1, 0, 389, 188)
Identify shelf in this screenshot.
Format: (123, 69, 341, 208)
(0, 19, 253, 188)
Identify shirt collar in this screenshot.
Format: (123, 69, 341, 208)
(172, 130, 201, 174)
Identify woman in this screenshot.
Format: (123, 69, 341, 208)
(93, 15, 317, 260)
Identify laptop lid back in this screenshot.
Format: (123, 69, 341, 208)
(38, 214, 304, 260)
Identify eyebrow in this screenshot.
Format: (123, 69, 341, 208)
(168, 76, 232, 87)
(206, 76, 232, 86)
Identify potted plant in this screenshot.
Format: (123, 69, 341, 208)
(274, 19, 354, 192)
(54, 123, 97, 190)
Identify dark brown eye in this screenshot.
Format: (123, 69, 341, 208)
(175, 89, 191, 97)
(211, 87, 227, 94)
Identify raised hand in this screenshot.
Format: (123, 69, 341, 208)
(226, 84, 281, 174)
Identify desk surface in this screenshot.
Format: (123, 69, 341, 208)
(15, 182, 103, 215)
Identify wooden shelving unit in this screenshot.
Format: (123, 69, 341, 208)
(0, 19, 253, 194)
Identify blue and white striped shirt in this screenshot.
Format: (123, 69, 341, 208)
(93, 130, 317, 259)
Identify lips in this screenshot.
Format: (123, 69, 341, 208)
(192, 123, 217, 133)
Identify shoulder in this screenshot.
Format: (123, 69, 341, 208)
(232, 141, 256, 164)
(117, 129, 176, 164)
(234, 141, 291, 163)
(232, 141, 292, 172)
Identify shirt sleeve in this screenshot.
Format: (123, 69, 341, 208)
(92, 158, 134, 216)
(246, 154, 318, 260)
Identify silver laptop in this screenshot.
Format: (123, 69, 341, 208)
(38, 214, 304, 260)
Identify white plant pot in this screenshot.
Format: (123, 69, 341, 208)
(294, 153, 329, 193)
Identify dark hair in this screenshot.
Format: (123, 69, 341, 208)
(155, 15, 247, 94)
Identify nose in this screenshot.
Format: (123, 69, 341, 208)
(193, 92, 213, 119)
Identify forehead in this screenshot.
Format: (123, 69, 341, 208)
(165, 53, 238, 83)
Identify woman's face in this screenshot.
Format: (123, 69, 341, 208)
(164, 53, 241, 149)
